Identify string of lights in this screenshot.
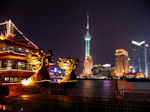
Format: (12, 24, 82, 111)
(0, 22, 6, 25)
(2, 79, 51, 85)
(0, 20, 38, 48)
(13, 23, 38, 48)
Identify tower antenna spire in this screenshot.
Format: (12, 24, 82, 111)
(86, 12, 89, 34)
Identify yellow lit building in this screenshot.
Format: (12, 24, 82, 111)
(115, 49, 129, 77)
(84, 56, 93, 74)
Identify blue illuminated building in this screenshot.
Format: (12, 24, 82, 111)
(130, 41, 150, 77)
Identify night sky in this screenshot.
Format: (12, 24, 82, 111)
(1, 0, 150, 72)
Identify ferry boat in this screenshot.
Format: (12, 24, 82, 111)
(0, 20, 39, 83)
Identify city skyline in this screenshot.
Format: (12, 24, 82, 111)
(1, 1, 150, 111)
(1, 0, 150, 67)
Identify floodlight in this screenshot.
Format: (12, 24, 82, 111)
(132, 40, 145, 46)
(132, 40, 140, 46)
(139, 41, 145, 46)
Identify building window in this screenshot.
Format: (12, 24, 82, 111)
(10, 77, 13, 82)
(1, 46, 6, 51)
(26, 64, 32, 70)
(18, 61, 26, 70)
(4, 77, 9, 81)
(14, 77, 19, 82)
(16, 48, 25, 53)
(0, 60, 2, 69)
(7, 46, 15, 51)
(2, 59, 6, 69)
(12, 60, 17, 69)
(7, 60, 14, 70)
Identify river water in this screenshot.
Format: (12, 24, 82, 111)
(1, 80, 150, 112)
(7, 80, 150, 99)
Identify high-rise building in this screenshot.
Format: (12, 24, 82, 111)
(80, 14, 93, 77)
(130, 40, 149, 77)
(84, 13, 91, 59)
(115, 49, 129, 77)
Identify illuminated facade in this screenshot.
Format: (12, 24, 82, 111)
(84, 56, 93, 75)
(93, 64, 114, 76)
(84, 13, 91, 59)
(57, 57, 78, 82)
(81, 14, 93, 77)
(21, 49, 53, 86)
(130, 40, 149, 78)
(115, 49, 129, 77)
(0, 20, 38, 82)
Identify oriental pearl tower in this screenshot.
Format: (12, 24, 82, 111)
(80, 13, 93, 77)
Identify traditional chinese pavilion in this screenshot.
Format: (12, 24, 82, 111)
(0, 20, 38, 83)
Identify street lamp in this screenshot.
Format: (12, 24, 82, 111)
(132, 40, 145, 73)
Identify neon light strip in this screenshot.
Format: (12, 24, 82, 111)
(115, 53, 128, 56)
(0, 51, 26, 56)
(0, 21, 38, 48)
(0, 69, 35, 72)
(12, 51, 26, 55)
(13, 23, 38, 48)
(2, 80, 77, 85)
(0, 22, 6, 25)
(2, 82, 21, 85)
(2, 80, 52, 85)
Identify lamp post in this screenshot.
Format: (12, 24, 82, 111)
(132, 40, 145, 73)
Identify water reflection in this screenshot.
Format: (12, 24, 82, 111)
(1, 80, 150, 111)
(0, 104, 12, 111)
(102, 80, 113, 100)
(5, 80, 150, 99)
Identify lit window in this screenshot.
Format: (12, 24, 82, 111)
(7, 60, 14, 70)
(7, 46, 15, 51)
(4, 77, 9, 81)
(14, 77, 18, 82)
(17, 48, 25, 53)
(10, 77, 13, 82)
(1, 46, 6, 51)
(18, 62, 26, 70)
(26, 64, 32, 70)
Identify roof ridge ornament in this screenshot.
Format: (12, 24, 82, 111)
(6, 19, 14, 38)
(0, 33, 6, 40)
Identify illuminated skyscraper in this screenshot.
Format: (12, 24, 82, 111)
(130, 40, 149, 78)
(115, 49, 129, 77)
(84, 13, 91, 59)
(80, 13, 93, 77)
